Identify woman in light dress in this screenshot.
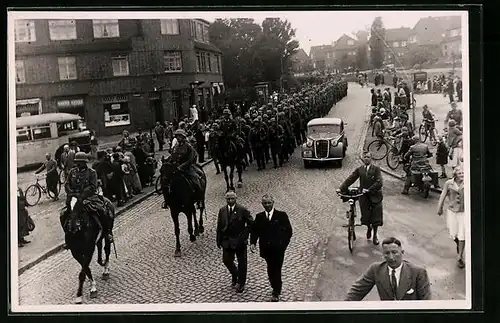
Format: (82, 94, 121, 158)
(448, 137, 463, 170)
(437, 167, 466, 268)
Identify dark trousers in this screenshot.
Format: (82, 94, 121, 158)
(448, 92, 454, 103)
(264, 251, 285, 295)
(197, 143, 205, 163)
(223, 247, 248, 286)
(294, 129, 302, 145)
(301, 129, 307, 143)
(263, 144, 270, 163)
(270, 143, 283, 167)
(157, 138, 164, 151)
(253, 148, 265, 169)
(46, 171, 59, 197)
(457, 90, 462, 102)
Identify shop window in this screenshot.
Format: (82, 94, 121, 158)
(104, 102, 130, 127)
(164, 51, 182, 72)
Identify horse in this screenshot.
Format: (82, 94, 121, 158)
(160, 162, 207, 257)
(63, 196, 115, 304)
(216, 135, 244, 192)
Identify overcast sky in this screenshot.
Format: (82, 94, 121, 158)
(11, 10, 466, 54)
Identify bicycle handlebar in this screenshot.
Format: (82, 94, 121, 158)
(336, 187, 365, 200)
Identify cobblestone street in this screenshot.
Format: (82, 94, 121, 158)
(17, 84, 466, 305)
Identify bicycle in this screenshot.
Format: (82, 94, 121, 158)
(336, 187, 365, 253)
(419, 118, 439, 146)
(24, 174, 61, 207)
(367, 133, 401, 161)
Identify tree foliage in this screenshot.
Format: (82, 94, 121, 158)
(369, 17, 386, 69)
(408, 45, 439, 68)
(355, 44, 369, 70)
(209, 17, 299, 100)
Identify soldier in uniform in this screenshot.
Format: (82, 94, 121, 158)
(162, 129, 202, 207)
(208, 123, 222, 175)
(401, 136, 433, 195)
(249, 119, 267, 171)
(268, 117, 285, 168)
(60, 152, 114, 244)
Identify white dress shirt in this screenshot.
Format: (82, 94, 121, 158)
(228, 205, 235, 214)
(388, 263, 403, 287)
(266, 208, 275, 221)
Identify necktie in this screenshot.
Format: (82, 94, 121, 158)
(391, 269, 398, 300)
(267, 212, 270, 220)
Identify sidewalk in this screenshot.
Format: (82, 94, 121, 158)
(364, 93, 464, 193)
(17, 148, 212, 274)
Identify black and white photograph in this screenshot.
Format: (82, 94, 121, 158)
(8, 9, 471, 312)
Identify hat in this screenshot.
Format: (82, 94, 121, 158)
(74, 152, 88, 163)
(174, 129, 188, 138)
(451, 102, 457, 107)
(223, 109, 231, 114)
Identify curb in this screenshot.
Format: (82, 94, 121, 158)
(18, 158, 213, 275)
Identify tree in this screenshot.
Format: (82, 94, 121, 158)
(336, 53, 356, 71)
(408, 46, 435, 68)
(355, 44, 368, 70)
(369, 17, 386, 69)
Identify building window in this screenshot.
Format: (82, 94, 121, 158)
(401, 40, 407, 47)
(206, 53, 212, 72)
(164, 51, 182, 72)
(15, 20, 36, 42)
(409, 36, 416, 43)
(93, 20, 120, 38)
(212, 54, 221, 74)
(104, 101, 130, 127)
(48, 20, 77, 40)
(112, 55, 129, 76)
(15, 60, 26, 84)
(16, 98, 42, 117)
(58, 57, 77, 80)
(393, 42, 400, 48)
(160, 19, 179, 35)
(191, 20, 210, 43)
(347, 40, 354, 46)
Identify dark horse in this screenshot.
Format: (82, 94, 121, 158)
(217, 136, 244, 192)
(160, 162, 207, 257)
(63, 196, 115, 304)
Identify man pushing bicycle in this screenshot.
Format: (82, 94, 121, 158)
(338, 152, 384, 245)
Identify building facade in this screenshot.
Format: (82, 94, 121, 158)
(383, 27, 412, 65)
(309, 45, 334, 71)
(440, 26, 462, 59)
(14, 18, 224, 136)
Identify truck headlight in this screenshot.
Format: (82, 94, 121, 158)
(330, 138, 339, 146)
(306, 139, 313, 147)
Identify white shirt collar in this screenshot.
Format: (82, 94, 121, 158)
(266, 208, 275, 220)
(228, 204, 235, 212)
(388, 262, 404, 285)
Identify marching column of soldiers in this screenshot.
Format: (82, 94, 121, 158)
(206, 77, 348, 171)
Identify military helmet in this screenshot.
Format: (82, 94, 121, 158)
(223, 108, 231, 115)
(174, 129, 188, 138)
(74, 152, 88, 163)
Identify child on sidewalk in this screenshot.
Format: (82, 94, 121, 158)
(436, 135, 449, 178)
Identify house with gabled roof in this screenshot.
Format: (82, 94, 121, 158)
(383, 27, 413, 66)
(309, 44, 335, 71)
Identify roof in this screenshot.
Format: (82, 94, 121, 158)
(309, 45, 334, 59)
(385, 27, 413, 42)
(333, 34, 358, 51)
(16, 113, 82, 128)
(293, 48, 310, 61)
(412, 16, 462, 45)
(307, 117, 343, 126)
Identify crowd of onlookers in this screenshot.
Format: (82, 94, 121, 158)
(412, 73, 463, 103)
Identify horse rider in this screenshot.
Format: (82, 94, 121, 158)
(401, 135, 433, 195)
(60, 152, 114, 244)
(162, 129, 202, 207)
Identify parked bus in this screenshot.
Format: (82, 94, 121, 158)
(16, 113, 90, 169)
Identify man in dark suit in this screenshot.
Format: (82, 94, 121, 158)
(339, 151, 383, 245)
(345, 237, 431, 301)
(250, 194, 293, 302)
(216, 191, 253, 293)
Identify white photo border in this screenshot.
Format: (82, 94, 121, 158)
(8, 9, 472, 313)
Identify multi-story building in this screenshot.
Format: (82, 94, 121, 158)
(309, 45, 334, 71)
(383, 27, 412, 65)
(440, 24, 462, 59)
(332, 34, 358, 59)
(291, 48, 313, 74)
(14, 18, 224, 136)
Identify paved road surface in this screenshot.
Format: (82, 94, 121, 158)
(17, 84, 465, 305)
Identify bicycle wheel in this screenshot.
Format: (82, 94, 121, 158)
(348, 212, 355, 253)
(419, 124, 428, 143)
(47, 181, 61, 199)
(429, 128, 438, 146)
(155, 176, 162, 194)
(367, 139, 388, 160)
(386, 148, 401, 170)
(25, 184, 41, 207)
(59, 170, 66, 184)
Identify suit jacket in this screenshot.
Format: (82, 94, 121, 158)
(339, 164, 383, 204)
(250, 209, 293, 257)
(345, 260, 431, 301)
(216, 204, 253, 249)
